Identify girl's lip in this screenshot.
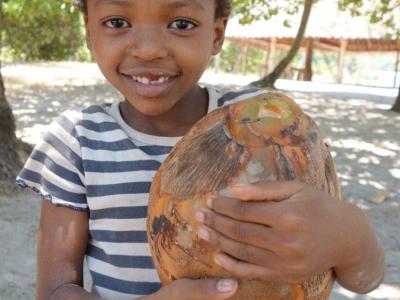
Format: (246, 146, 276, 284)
(121, 73, 180, 98)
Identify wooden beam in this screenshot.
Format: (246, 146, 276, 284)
(313, 40, 340, 52)
(228, 36, 400, 53)
(337, 39, 348, 83)
(227, 37, 270, 50)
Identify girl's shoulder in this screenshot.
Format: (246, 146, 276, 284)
(15, 102, 126, 211)
(206, 85, 271, 110)
(40, 102, 128, 156)
(52, 103, 117, 136)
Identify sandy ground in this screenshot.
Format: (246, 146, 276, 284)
(1, 62, 399, 299)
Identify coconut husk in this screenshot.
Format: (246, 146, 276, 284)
(147, 91, 341, 300)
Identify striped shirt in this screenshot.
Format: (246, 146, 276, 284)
(17, 86, 266, 299)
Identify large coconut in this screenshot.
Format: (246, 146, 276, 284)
(147, 91, 340, 300)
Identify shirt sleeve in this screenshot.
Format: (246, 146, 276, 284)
(16, 110, 87, 211)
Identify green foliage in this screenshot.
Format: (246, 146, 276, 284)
(2, 0, 88, 61)
(231, 0, 319, 27)
(338, 0, 400, 39)
(232, 0, 302, 24)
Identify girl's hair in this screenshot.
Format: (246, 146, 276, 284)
(75, 0, 231, 18)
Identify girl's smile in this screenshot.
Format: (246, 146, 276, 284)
(119, 67, 182, 98)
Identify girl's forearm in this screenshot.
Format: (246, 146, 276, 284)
(49, 284, 163, 300)
(333, 203, 385, 293)
(47, 283, 103, 300)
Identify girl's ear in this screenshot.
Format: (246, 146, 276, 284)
(212, 17, 228, 55)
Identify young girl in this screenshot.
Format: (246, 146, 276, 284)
(17, 0, 385, 299)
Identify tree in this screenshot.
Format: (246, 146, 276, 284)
(251, 0, 313, 87)
(0, 72, 21, 182)
(0, 0, 31, 185)
(393, 93, 400, 112)
(232, 0, 315, 88)
(2, 0, 85, 61)
(338, 0, 400, 112)
(0, 0, 21, 183)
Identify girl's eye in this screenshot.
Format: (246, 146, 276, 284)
(104, 18, 130, 29)
(169, 19, 197, 31)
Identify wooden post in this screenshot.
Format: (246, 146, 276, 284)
(337, 39, 347, 83)
(304, 38, 314, 81)
(262, 49, 270, 76)
(241, 44, 249, 75)
(394, 50, 400, 88)
(267, 38, 277, 74)
(233, 44, 247, 73)
(213, 53, 221, 74)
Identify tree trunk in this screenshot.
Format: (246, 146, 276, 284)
(0, 0, 24, 182)
(391, 86, 400, 112)
(250, 0, 313, 88)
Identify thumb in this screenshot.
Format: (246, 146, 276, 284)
(229, 180, 303, 201)
(165, 278, 238, 300)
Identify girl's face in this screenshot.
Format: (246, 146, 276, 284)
(85, 0, 227, 117)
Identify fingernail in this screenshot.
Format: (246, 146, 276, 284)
(231, 183, 248, 189)
(233, 183, 247, 186)
(214, 254, 224, 266)
(198, 227, 209, 241)
(207, 197, 213, 208)
(216, 278, 236, 293)
(195, 211, 204, 222)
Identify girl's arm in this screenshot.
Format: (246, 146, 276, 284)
(332, 202, 385, 293)
(36, 200, 98, 299)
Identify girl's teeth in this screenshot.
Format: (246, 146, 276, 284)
(132, 76, 169, 84)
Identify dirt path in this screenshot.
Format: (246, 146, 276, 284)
(1, 62, 399, 299)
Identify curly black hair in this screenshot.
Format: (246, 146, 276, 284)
(75, 0, 231, 18)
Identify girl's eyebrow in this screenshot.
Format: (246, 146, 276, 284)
(166, 0, 205, 11)
(95, 0, 205, 11)
(95, 0, 131, 7)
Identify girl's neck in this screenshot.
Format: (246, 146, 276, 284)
(120, 85, 209, 137)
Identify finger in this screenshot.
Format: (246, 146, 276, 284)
(206, 197, 282, 226)
(199, 208, 280, 250)
(214, 252, 288, 283)
(229, 180, 303, 201)
(163, 278, 238, 300)
(198, 224, 283, 270)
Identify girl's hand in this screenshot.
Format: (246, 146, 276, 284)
(195, 181, 385, 292)
(146, 278, 238, 300)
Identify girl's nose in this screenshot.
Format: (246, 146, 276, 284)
(127, 26, 169, 61)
